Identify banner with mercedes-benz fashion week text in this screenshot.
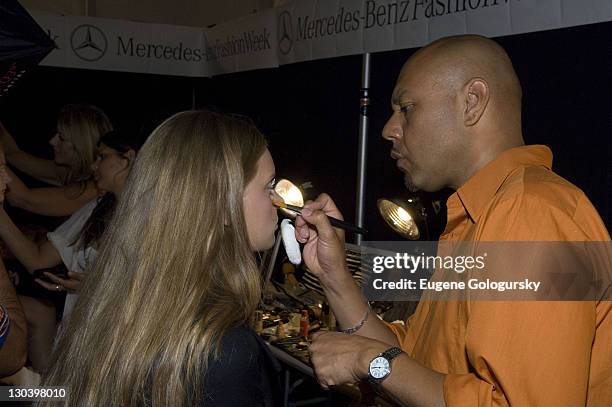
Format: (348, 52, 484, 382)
(29, 0, 612, 77)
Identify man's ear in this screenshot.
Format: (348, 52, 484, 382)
(464, 78, 489, 126)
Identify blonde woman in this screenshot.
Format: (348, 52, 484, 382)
(41, 110, 281, 406)
(0, 104, 112, 216)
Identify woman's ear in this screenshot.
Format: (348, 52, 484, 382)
(125, 149, 136, 165)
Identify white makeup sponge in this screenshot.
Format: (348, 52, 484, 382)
(281, 219, 302, 265)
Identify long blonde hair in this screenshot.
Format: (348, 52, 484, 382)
(40, 110, 267, 406)
(57, 104, 113, 185)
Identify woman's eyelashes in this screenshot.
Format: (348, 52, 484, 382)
(267, 178, 276, 192)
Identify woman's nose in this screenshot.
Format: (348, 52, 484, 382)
(49, 134, 59, 146)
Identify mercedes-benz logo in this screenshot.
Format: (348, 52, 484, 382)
(278, 11, 293, 56)
(71, 24, 107, 62)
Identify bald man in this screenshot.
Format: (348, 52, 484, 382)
(296, 35, 611, 406)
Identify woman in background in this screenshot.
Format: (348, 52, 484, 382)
(41, 110, 280, 406)
(0, 104, 112, 216)
(0, 130, 140, 372)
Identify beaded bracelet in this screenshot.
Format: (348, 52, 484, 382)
(339, 303, 370, 335)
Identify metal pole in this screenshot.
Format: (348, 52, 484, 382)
(263, 231, 282, 286)
(355, 53, 371, 245)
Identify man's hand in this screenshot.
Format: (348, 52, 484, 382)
(294, 193, 349, 287)
(35, 271, 85, 293)
(309, 331, 388, 389)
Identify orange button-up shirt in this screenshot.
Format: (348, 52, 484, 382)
(385, 145, 611, 406)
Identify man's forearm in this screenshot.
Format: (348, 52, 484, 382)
(319, 268, 399, 346)
(374, 355, 446, 407)
(355, 341, 446, 407)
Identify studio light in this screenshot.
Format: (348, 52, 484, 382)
(377, 198, 427, 240)
(274, 178, 304, 217)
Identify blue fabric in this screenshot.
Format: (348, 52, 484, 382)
(0, 305, 10, 348)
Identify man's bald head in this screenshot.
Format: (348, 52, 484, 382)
(401, 35, 522, 113)
(383, 35, 525, 192)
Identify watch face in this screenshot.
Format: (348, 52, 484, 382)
(369, 356, 391, 379)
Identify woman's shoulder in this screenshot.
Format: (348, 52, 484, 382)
(222, 325, 260, 345)
(214, 326, 264, 371)
(203, 325, 279, 406)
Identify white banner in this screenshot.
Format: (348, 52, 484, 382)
(276, 0, 612, 64)
(204, 9, 278, 76)
(33, 13, 208, 77)
(30, 0, 612, 77)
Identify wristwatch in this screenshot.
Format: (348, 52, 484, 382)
(367, 346, 403, 385)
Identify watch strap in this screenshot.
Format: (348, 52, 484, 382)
(380, 346, 403, 361)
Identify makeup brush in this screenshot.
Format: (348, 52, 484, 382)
(273, 200, 368, 235)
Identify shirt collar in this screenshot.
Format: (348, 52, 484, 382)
(450, 145, 553, 223)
